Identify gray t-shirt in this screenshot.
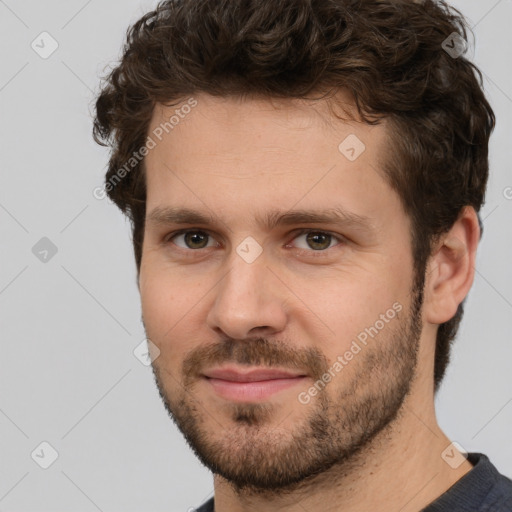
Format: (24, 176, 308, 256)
(194, 453, 512, 511)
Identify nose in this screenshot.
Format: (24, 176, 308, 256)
(206, 248, 288, 340)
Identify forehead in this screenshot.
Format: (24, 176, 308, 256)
(147, 91, 386, 149)
(143, 92, 399, 227)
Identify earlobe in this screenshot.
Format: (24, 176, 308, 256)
(423, 206, 480, 325)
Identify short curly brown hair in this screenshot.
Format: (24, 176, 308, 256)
(93, 0, 495, 394)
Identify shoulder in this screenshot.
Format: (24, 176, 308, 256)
(423, 452, 512, 511)
(194, 496, 214, 512)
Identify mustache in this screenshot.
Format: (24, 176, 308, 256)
(182, 337, 329, 386)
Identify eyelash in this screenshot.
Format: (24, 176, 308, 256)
(164, 228, 345, 258)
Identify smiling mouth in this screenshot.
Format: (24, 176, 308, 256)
(202, 366, 309, 402)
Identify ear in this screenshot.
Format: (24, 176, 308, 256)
(423, 206, 481, 325)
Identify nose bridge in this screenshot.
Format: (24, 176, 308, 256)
(207, 243, 287, 338)
(219, 247, 270, 308)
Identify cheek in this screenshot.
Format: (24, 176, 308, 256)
(139, 268, 199, 348)
(294, 269, 403, 350)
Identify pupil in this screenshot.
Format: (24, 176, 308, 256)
(307, 232, 330, 250)
(186, 232, 207, 248)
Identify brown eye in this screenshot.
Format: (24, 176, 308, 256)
(305, 232, 332, 250)
(292, 230, 340, 251)
(170, 230, 214, 250)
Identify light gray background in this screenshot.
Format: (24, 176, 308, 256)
(0, 1, 511, 511)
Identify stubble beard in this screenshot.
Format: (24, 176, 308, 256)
(149, 277, 424, 496)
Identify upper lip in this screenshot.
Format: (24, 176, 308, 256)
(202, 366, 307, 382)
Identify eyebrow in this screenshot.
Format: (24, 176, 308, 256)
(146, 206, 376, 234)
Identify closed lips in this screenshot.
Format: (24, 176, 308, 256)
(203, 368, 307, 382)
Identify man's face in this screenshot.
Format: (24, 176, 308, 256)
(139, 93, 425, 493)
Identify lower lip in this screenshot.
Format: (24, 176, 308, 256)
(204, 376, 308, 402)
